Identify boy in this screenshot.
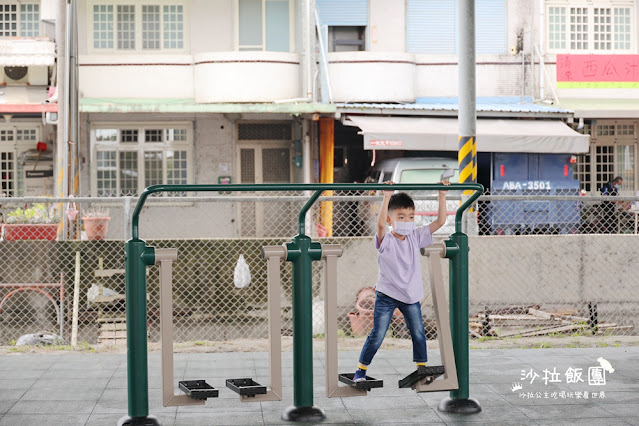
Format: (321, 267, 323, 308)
(354, 180, 450, 381)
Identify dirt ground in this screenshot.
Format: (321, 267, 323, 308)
(1, 334, 638, 355)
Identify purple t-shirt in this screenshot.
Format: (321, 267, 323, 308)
(374, 226, 433, 304)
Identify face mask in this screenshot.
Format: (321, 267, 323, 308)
(393, 221, 415, 236)
(614, 184, 621, 190)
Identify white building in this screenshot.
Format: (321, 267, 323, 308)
(315, 0, 638, 196)
(3, 0, 638, 237)
(0, 0, 57, 198)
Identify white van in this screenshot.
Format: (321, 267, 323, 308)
(369, 157, 460, 235)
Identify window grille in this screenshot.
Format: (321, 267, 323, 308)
(96, 151, 117, 197)
(93, 5, 114, 49)
(240, 149, 255, 183)
(262, 148, 290, 182)
(0, 151, 15, 197)
(117, 5, 135, 50)
(93, 125, 191, 196)
(593, 8, 612, 50)
(121, 129, 138, 143)
(238, 123, 292, 140)
(570, 7, 589, 50)
(595, 145, 615, 191)
(16, 129, 36, 141)
(614, 7, 631, 50)
(92, 2, 184, 51)
(597, 125, 615, 137)
(142, 5, 160, 50)
(19, 3, 39, 37)
(163, 5, 184, 49)
(548, 7, 567, 49)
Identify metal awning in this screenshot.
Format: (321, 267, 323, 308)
(0, 39, 55, 66)
(557, 99, 639, 119)
(0, 86, 57, 113)
(79, 98, 337, 114)
(344, 116, 590, 153)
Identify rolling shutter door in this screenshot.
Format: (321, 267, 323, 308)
(316, 0, 369, 26)
(406, 0, 456, 54)
(476, 0, 507, 54)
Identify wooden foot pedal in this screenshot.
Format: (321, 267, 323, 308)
(338, 373, 384, 391)
(225, 378, 267, 397)
(178, 380, 219, 400)
(398, 366, 445, 388)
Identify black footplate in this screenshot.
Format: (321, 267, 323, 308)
(179, 380, 219, 400)
(338, 373, 384, 391)
(225, 378, 267, 397)
(398, 365, 445, 388)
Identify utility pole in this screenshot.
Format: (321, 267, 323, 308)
(55, 0, 67, 238)
(438, 0, 481, 414)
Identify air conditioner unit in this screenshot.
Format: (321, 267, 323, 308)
(2, 66, 48, 85)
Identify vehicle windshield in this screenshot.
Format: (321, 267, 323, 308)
(400, 169, 460, 183)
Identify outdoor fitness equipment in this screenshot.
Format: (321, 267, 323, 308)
(332, 243, 459, 395)
(117, 182, 483, 426)
(154, 245, 283, 406)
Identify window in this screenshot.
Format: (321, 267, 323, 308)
(406, 0, 506, 55)
(571, 7, 589, 50)
(575, 121, 638, 192)
(117, 5, 135, 50)
(92, 125, 191, 196)
(0, 125, 41, 197)
(328, 26, 365, 52)
(142, 6, 160, 49)
(237, 0, 290, 51)
(593, 8, 611, 50)
(1, 151, 15, 197)
(0, 2, 40, 37)
(548, 6, 566, 49)
(614, 7, 631, 49)
(547, 2, 634, 52)
(92, 2, 185, 51)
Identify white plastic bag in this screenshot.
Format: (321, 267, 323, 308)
(234, 254, 252, 288)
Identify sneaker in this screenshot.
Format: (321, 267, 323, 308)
(353, 369, 367, 382)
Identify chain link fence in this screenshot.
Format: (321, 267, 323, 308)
(1, 189, 638, 346)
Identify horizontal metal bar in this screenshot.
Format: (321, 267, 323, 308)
(479, 195, 639, 202)
(4, 195, 637, 205)
(131, 183, 484, 240)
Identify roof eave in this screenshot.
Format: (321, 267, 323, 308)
(336, 106, 573, 119)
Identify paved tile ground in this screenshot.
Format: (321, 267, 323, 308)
(0, 347, 637, 425)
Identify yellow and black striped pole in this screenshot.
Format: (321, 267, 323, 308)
(458, 136, 475, 186)
(458, 135, 477, 210)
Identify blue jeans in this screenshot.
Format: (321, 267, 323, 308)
(358, 291, 428, 366)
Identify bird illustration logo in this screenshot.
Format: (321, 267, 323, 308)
(597, 357, 614, 373)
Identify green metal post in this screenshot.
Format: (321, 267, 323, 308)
(117, 240, 159, 426)
(450, 231, 469, 400)
(282, 235, 323, 422)
(438, 231, 481, 413)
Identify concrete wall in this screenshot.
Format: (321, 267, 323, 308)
(334, 235, 639, 326)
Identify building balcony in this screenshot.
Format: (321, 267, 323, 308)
(194, 52, 301, 103)
(79, 55, 194, 99)
(327, 52, 416, 103)
(79, 52, 302, 103)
